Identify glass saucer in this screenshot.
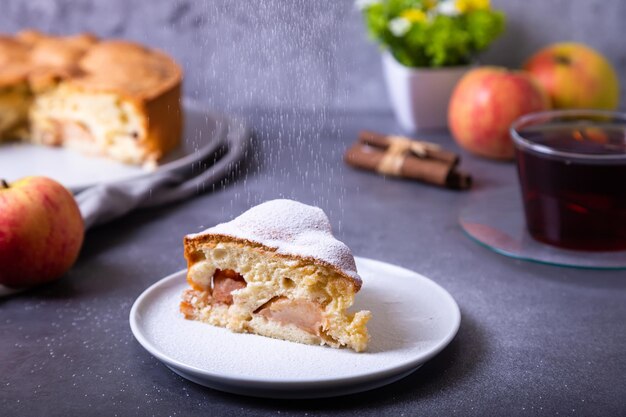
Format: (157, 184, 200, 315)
(459, 186, 626, 269)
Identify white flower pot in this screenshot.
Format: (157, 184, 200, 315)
(382, 52, 470, 132)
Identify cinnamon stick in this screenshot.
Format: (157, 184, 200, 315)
(344, 133, 472, 190)
(358, 130, 459, 166)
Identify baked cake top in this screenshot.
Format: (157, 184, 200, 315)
(0, 30, 181, 100)
(188, 199, 362, 287)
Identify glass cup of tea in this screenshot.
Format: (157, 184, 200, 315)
(510, 110, 626, 251)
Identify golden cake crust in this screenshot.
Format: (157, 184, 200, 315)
(0, 30, 182, 99)
(0, 36, 31, 86)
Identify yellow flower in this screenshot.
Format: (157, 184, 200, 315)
(400, 8, 427, 23)
(423, 0, 436, 10)
(455, 0, 490, 13)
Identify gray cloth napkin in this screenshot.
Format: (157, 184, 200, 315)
(76, 116, 250, 230)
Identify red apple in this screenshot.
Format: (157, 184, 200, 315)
(524, 43, 619, 110)
(0, 177, 84, 288)
(448, 66, 550, 160)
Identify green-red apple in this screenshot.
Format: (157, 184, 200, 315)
(524, 43, 619, 110)
(0, 177, 84, 288)
(448, 66, 550, 160)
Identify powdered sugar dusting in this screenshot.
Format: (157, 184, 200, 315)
(189, 199, 361, 283)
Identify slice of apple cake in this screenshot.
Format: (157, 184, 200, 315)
(180, 199, 371, 352)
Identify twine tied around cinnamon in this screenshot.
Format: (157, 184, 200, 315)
(377, 135, 442, 176)
(344, 131, 472, 190)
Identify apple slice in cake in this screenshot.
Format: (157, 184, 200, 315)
(180, 199, 371, 352)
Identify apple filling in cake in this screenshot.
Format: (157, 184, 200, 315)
(181, 200, 371, 352)
(30, 85, 149, 164)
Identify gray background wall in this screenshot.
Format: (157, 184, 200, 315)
(1, 0, 624, 113)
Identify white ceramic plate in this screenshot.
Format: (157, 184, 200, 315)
(129, 257, 461, 398)
(0, 101, 227, 192)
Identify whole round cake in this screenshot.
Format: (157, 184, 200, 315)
(0, 30, 182, 167)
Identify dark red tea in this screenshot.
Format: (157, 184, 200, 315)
(515, 123, 626, 251)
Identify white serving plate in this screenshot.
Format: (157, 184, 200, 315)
(0, 101, 227, 192)
(129, 257, 461, 398)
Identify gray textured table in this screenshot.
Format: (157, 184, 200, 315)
(2, 109, 625, 416)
